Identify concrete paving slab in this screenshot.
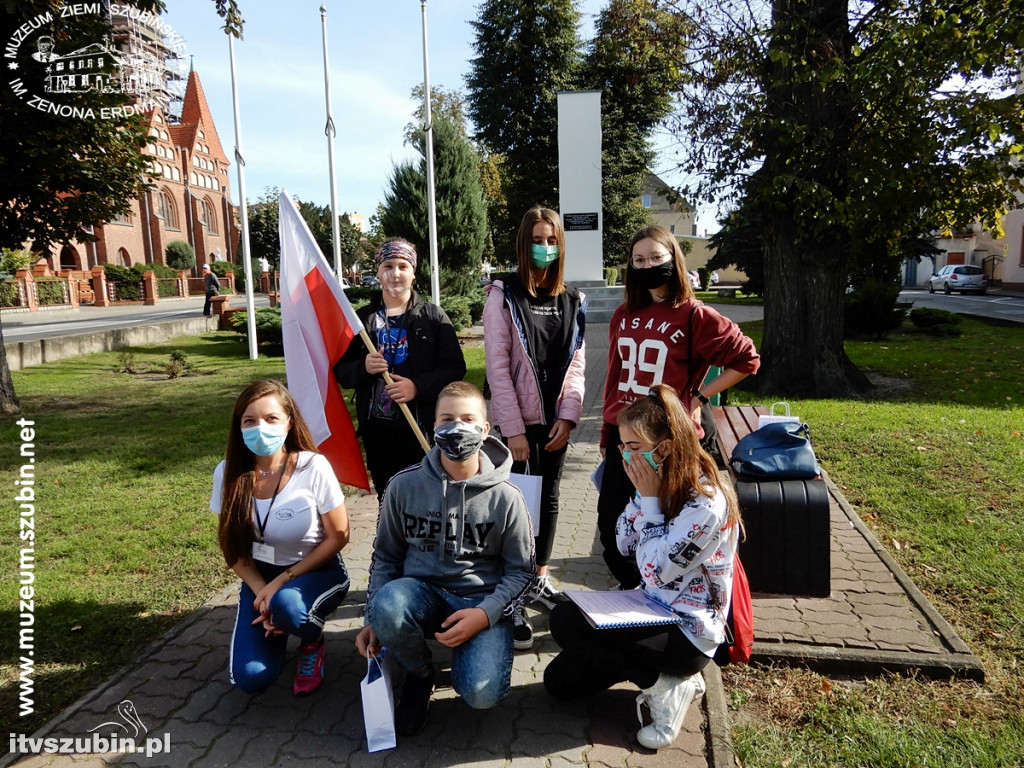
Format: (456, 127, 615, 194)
(4, 310, 984, 767)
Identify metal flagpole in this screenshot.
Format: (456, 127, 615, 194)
(320, 5, 343, 280)
(420, 0, 441, 306)
(227, 30, 258, 360)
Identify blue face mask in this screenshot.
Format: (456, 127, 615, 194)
(622, 449, 660, 470)
(530, 243, 560, 267)
(241, 423, 289, 456)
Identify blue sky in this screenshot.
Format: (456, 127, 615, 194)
(161, 0, 710, 230)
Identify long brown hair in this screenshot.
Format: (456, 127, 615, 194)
(619, 383, 742, 533)
(217, 379, 319, 567)
(624, 225, 694, 313)
(515, 206, 566, 297)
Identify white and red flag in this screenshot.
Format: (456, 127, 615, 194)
(279, 190, 370, 490)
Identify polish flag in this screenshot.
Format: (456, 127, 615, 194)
(278, 190, 370, 490)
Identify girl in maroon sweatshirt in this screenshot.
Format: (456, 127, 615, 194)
(599, 225, 759, 588)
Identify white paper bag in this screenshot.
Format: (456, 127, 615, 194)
(508, 471, 543, 533)
(757, 402, 801, 429)
(360, 649, 396, 752)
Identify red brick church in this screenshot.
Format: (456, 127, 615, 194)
(46, 67, 237, 275)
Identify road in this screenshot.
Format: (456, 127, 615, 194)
(1, 294, 271, 343)
(900, 288, 1024, 325)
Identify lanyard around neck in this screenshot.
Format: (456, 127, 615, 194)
(253, 455, 288, 542)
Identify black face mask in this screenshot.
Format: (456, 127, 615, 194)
(630, 262, 676, 291)
(433, 421, 485, 462)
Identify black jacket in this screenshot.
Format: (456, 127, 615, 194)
(333, 291, 466, 434)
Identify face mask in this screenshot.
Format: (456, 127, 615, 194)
(241, 423, 289, 456)
(630, 261, 675, 291)
(622, 448, 661, 471)
(433, 421, 485, 462)
(530, 243, 560, 267)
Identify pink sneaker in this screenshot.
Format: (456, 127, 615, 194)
(293, 637, 326, 696)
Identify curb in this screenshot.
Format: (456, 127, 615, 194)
(703, 664, 736, 768)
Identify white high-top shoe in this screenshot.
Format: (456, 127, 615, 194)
(635, 671, 707, 749)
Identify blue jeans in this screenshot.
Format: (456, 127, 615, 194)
(229, 555, 350, 694)
(367, 578, 513, 709)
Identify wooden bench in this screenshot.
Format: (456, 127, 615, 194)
(713, 405, 831, 597)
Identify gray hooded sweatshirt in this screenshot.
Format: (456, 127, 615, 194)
(367, 436, 536, 626)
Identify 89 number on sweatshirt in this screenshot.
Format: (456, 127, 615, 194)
(617, 338, 668, 394)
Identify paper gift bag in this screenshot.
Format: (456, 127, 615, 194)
(508, 471, 543, 533)
(757, 402, 801, 429)
(360, 649, 396, 752)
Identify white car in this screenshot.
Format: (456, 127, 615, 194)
(928, 265, 987, 295)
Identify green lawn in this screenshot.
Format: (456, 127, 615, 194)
(727, 317, 1024, 767)
(2, 317, 1022, 765)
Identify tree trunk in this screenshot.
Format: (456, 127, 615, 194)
(748, 0, 870, 398)
(753, 219, 870, 398)
(0, 317, 20, 415)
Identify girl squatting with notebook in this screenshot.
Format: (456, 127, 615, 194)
(543, 384, 741, 750)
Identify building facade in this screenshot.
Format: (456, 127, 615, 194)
(47, 68, 236, 275)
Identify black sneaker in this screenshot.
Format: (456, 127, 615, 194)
(513, 605, 534, 650)
(395, 667, 434, 737)
(527, 574, 569, 610)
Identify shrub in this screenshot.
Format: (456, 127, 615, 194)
(909, 307, 963, 337)
(35, 278, 69, 305)
(440, 294, 472, 331)
(208, 260, 234, 278)
(697, 266, 711, 290)
(844, 279, 906, 339)
(604, 267, 618, 286)
(0, 248, 33, 277)
(165, 240, 195, 271)
(232, 307, 283, 348)
(910, 307, 963, 329)
(0, 280, 23, 307)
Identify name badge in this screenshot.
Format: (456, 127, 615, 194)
(252, 542, 275, 563)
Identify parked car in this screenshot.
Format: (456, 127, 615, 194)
(339, 276, 351, 289)
(928, 265, 987, 295)
(688, 270, 702, 290)
(361, 274, 380, 288)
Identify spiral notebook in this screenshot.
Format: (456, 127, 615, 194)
(564, 589, 683, 630)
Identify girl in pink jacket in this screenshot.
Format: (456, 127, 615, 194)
(482, 207, 586, 650)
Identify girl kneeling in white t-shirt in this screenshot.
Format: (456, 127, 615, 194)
(211, 379, 351, 696)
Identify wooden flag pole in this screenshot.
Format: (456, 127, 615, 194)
(357, 328, 431, 454)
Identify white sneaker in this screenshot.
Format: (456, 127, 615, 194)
(635, 672, 706, 749)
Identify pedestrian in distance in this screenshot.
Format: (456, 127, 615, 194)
(599, 225, 759, 589)
(545, 383, 742, 750)
(355, 381, 535, 738)
(482, 206, 586, 650)
(210, 379, 351, 696)
(202, 263, 220, 317)
(333, 238, 466, 499)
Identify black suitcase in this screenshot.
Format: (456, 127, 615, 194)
(735, 479, 831, 597)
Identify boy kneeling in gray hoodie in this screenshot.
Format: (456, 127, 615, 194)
(355, 381, 536, 738)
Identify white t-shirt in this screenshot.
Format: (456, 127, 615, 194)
(210, 451, 345, 566)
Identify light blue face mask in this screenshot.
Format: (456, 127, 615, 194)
(241, 424, 289, 456)
(622, 448, 661, 471)
(530, 243, 560, 267)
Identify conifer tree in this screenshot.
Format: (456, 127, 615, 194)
(465, 0, 582, 258)
(379, 117, 488, 285)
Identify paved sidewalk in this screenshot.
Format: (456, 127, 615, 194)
(5, 317, 981, 768)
